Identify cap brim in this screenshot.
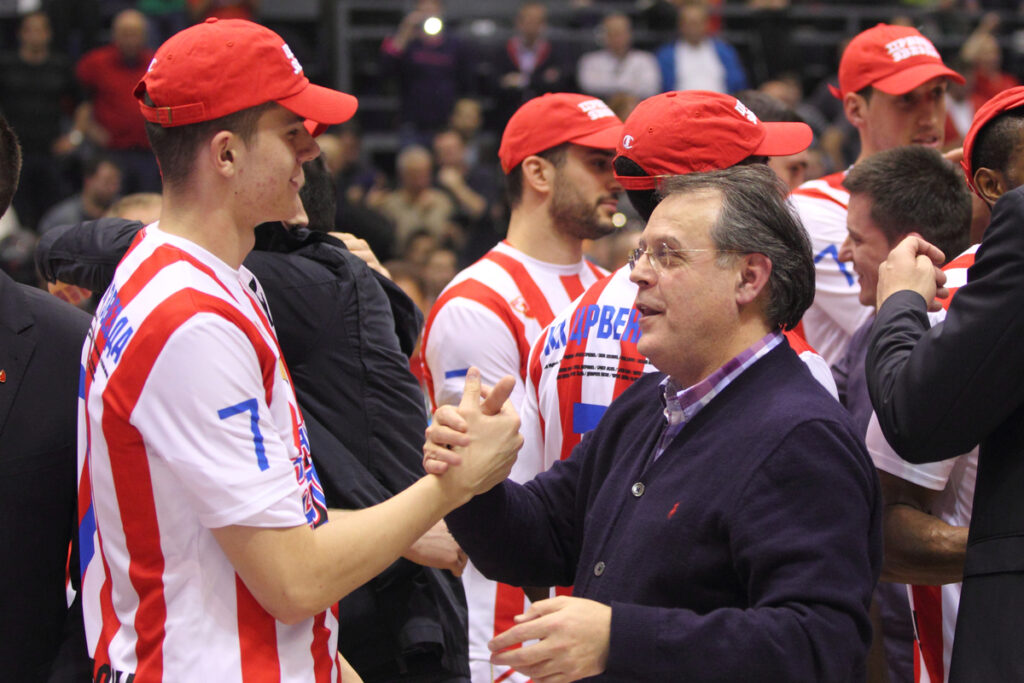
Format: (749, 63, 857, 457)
(278, 83, 358, 130)
(872, 63, 965, 95)
(754, 121, 814, 157)
(569, 123, 625, 151)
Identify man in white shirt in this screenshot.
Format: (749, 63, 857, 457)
(577, 13, 660, 101)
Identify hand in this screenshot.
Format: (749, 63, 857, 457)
(329, 231, 391, 279)
(876, 235, 948, 312)
(425, 368, 522, 501)
(423, 372, 516, 475)
(437, 166, 464, 190)
(489, 596, 611, 683)
(403, 520, 469, 576)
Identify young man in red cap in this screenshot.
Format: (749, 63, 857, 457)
(420, 91, 622, 683)
(791, 23, 964, 367)
(866, 85, 1024, 682)
(516, 90, 834, 487)
(79, 19, 521, 681)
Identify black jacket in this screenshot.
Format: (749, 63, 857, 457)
(867, 185, 1024, 682)
(37, 219, 470, 681)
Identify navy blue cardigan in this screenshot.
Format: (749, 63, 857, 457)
(448, 342, 882, 682)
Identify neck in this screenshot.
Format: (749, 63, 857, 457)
(675, 318, 771, 388)
(158, 186, 254, 270)
(505, 205, 583, 265)
(19, 44, 47, 63)
(81, 194, 107, 219)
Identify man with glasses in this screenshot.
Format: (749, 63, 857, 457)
(429, 165, 882, 681)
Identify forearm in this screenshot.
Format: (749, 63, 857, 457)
(446, 181, 487, 219)
(881, 504, 967, 585)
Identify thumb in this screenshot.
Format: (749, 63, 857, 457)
(481, 375, 516, 416)
(459, 367, 482, 413)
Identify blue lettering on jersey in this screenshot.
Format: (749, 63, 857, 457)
(814, 244, 856, 286)
(94, 286, 135, 365)
(549, 305, 643, 358)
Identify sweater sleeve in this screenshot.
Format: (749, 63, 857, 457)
(604, 419, 880, 682)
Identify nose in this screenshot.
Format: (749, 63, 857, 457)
(628, 249, 656, 287)
(297, 128, 320, 164)
(838, 234, 854, 263)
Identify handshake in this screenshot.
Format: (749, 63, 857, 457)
(422, 367, 524, 507)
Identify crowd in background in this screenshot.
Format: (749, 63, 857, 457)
(2, 0, 1024, 313)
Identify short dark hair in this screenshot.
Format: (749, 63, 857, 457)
(659, 165, 815, 331)
(299, 154, 337, 232)
(82, 153, 120, 180)
(0, 114, 22, 217)
(843, 145, 971, 262)
(144, 98, 275, 189)
(504, 143, 568, 208)
(970, 105, 1024, 184)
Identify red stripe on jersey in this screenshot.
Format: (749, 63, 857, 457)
(421, 279, 529, 410)
(236, 575, 281, 683)
(118, 243, 238, 307)
(560, 274, 585, 301)
(484, 251, 556, 326)
(783, 329, 816, 356)
(790, 187, 848, 210)
(91, 528, 123, 679)
(941, 252, 976, 311)
(528, 332, 547, 444)
(310, 609, 334, 682)
(493, 583, 526, 653)
(911, 584, 944, 683)
(556, 275, 615, 463)
(585, 260, 604, 279)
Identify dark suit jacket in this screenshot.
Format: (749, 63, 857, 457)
(0, 269, 92, 682)
(867, 184, 1024, 682)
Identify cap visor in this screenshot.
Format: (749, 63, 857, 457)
(570, 123, 625, 151)
(278, 83, 358, 128)
(872, 63, 965, 95)
(754, 121, 814, 156)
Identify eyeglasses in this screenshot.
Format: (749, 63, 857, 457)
(628, 243, 748, 274)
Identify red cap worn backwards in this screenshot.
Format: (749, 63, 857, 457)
(613, 91, 813, 190)
(498, 93, 624, 174)
(829, 23, 963, 99)
(135, 18, 357, 132)
(961, 86, 1024, 194)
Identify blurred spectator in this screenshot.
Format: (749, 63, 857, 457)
(945, 58, 975, 147)
(372, 145, 457, 253)
(186, 0, 258, 21)
(39, 155, 121, 235)
(433, 128, 500, 260)
(74, 9, 160, 194)
(422, 244, 458, 301)
(962, 20, 1020, 112)
(448, 96, 493, 169)
(759, 76, 829, 135)
(577, 13, 660, 101)
(137, 0, 189, 46)
(656, 1, 748, 94)
(0, 11, 78, 231)
(381, 0, 475, 147)
(492, 2, 576, 127)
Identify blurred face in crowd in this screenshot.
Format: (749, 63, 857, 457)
(851, 77, 948, 158)
(450, 99, 482, 139)
(549, 144, 622, 241)
(113, 9, 148, 60)
(517, 3, 547, 45)
(603, 15, 632, 57)
(433, 131, 466, 169)
(19, 13, 51, 52)
(767, 151, 810, 190)
(398, 149, 434, 194)
(839, 192, 899, 307)
(84, 161, 123, 210)
(679, 5, 710, 45)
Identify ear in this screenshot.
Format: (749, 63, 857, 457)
(973, 167, 1006, 207)
(843, 91, 868, 129)
(520, 155, 556, 196)
(735, 252, 772, 306)
(208, 130, 239, 179)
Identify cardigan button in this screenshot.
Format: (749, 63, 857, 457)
(594, 561, 606, 576)
(631, 482, 645, 497)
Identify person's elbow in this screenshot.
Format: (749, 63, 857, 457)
(248, 577, 332, 626)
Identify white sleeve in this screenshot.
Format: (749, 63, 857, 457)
(865, 411, 956, 491)
(135, 314, 308, 529)
(424, 297, 526, 410)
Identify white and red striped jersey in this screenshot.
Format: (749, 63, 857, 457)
(520, 264, 840, 485)
(78, 225, 339, 683)
(790, 171, 874, 366)
(865, 245, 979, 683)
(420, 239, 605, 683)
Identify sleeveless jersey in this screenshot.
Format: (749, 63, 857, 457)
(420, 239, 606, 682)
(865, 245, 979, 683)
(790, 171, 874, 365)
(78, 225, 338, 683)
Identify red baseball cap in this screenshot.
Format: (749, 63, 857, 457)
(961, 86, 1024, 194)
(613, 91, 813, 190)
(830, 23, 963, 98)
(498, 93, 624, 174)
(135, 18, 357, 131)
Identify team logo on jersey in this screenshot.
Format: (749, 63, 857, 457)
(289, 404, 327, 527)
(510, 296, 533, 318)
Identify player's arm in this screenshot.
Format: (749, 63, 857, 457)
(213, 368, 521, 625)
(878, 470, 967, 585)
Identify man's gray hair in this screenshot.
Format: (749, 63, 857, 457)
(658, 165, 815, 331)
